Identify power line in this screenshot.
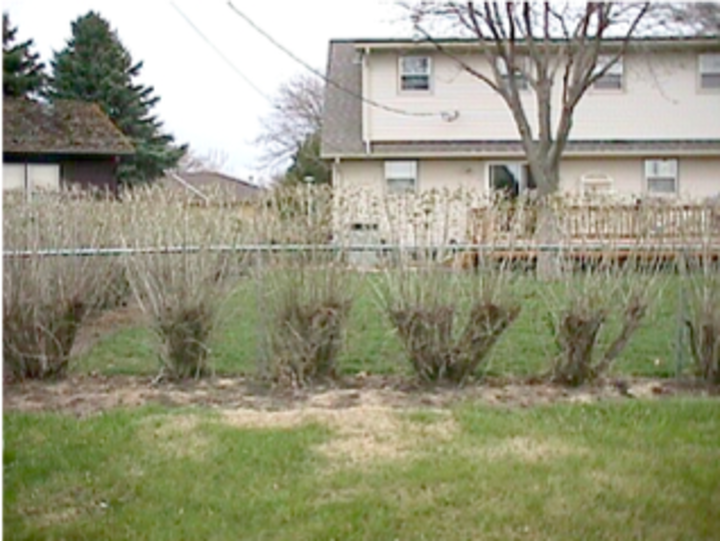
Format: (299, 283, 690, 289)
(170, 1, 275, 106)
(169, 1, 346, 162)
(226, 0, 440, 118)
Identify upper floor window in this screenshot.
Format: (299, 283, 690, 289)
(645, 159, 678, 195)
(385, 161, 417, 193)
(699, 53, 720, 90)
(592, 56, 624, 90)
(497, 57, 529, 91)
(399, 56, 431, 91)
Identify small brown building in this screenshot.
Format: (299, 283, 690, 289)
(3, 98, 134, 195)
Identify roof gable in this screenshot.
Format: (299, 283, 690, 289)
(321, 42, 364, 158)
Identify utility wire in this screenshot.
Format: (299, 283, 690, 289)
(170, 1, 275, 106)
(226, 0, 440, 118)
(169, 0, 347, 161)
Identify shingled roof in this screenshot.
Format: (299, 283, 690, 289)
(159, 170, 263, 201)
(321, 41, 364, 157)
(370, 140, 720, 156)
(3, 98, 135, 155)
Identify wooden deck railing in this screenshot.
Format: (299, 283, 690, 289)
(469, 202, 720, 244)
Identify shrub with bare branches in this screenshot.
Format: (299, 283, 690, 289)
(120, 187, 245, 380)
(376, 245, 520, 384)
(259, 262, 352, 385)
(3, 193, 117, 380)
(682, 246, 720, 384)
(250, 184, 354, 385)
(541, 249, 661, 386)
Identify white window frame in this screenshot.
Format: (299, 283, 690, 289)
(497, 57, 529, 91)
(385, 161, 418, 194)
(592, 56, 624, 91)
(645, 159, 678, 196)
(399, 56, 431, 92)
(699, 53, 720, 90)
(487, 162, 536, 196)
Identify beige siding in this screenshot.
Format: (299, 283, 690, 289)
(334, 159, 488, 195)
(365, 49, 720, 142)
(333, 156, 718, 248)
(679, 158, 720, 199)
(334, 159, 487, 244)
(559, 159, 643, 197)
(560, 157, 720, 199)
(335, 156, 719, 204)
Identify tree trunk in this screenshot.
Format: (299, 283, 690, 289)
(533, 166, 564, 281)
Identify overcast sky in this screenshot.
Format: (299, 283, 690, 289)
(4, 0, 411, 182)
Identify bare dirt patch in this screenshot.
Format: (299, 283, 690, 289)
(220, 390, 458, 465)
(4, 374, 715, 420)
(5, 375, 717, 471)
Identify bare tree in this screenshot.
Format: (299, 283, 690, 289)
(407, 1, 652, 197)
(256, 73, 325, 171)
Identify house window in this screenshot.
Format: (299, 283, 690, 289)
(497, 57, 529, 91)
(400, 56, 431, 91)
(2, 163, 60, 193)
(3, 164, 25, 191)
(593, 56, 624, 90)
(699, 53, 720, 90)
(29, 164, 61, 191)
(489, 163, 536, 198)
(645, 159, 678, 195)
(385, 161, 417, 193)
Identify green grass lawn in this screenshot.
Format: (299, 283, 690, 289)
(5, 399, 720, 540)
(73, 271, 687, 380)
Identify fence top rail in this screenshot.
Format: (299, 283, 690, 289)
(3, 242, 720, 258)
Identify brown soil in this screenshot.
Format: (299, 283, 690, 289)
(3, 373, 716, 420)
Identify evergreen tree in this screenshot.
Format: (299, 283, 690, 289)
(48, 11, 185, 184)
(3, 12, 45, 98)
(284, 133, 330, 185)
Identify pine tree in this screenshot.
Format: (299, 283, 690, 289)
(3, 12, 45, 98)
(48, 11, 185, 184)
(284, 133, 330, 185)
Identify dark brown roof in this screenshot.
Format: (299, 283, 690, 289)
(3, 98, 135, 155)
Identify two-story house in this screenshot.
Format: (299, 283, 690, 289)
(321, 37, 720, 244)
